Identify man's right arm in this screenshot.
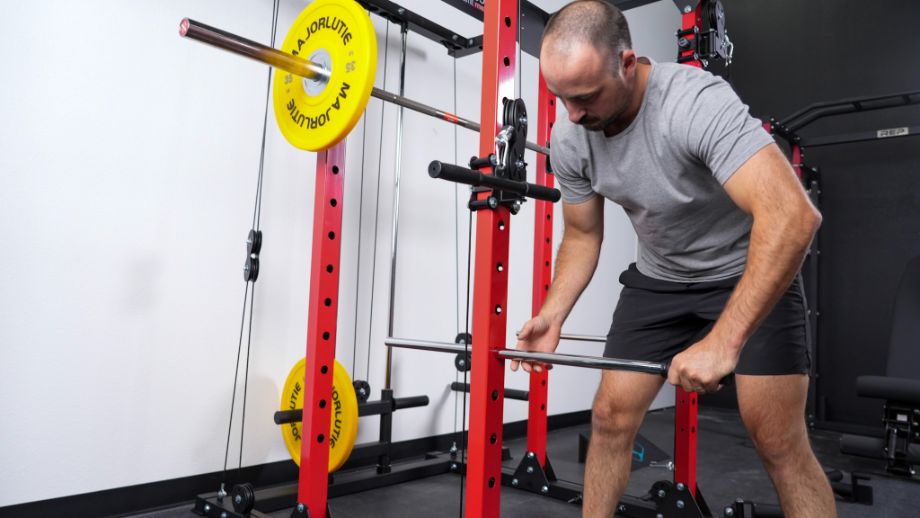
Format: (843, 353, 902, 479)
(511, 194, 605, 372)
(541, 195, 606, 324)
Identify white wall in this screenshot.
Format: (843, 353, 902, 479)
(530, 0, 681, 415)
(0, 0, 677, 507)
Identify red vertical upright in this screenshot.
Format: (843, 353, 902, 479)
(526, 72, 556, 465)
(466, 0, 518, 515)
(296, 143, 347, 518)
(791, 143, 803, 180)
(672, 1, 706, 498)
(673, 388, 698, 496)
(763, 121, 804, 180)
(678, 3, 705, 69)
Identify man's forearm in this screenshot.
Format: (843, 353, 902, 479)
(712, 209, 821, 353)
(540, 235, 602, 325)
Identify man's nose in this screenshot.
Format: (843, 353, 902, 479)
(567, 106, 584, 123)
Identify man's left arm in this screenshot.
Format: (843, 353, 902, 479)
(668, 143, 822, 392)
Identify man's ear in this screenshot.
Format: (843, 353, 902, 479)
(620, 49, 637, 78)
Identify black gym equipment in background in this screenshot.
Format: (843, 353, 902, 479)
(840, 256, 920, 478)
(699, 0, 920, 435)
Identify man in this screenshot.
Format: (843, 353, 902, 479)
(511, 1, 835, 517)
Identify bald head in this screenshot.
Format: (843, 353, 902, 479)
(541, 1, 632, 72)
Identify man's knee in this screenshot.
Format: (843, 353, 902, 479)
(591, 394, 643, 441)
(737, 375, 812, 467)
(745, 413, 811, 468)
(591, 372, 661, 441)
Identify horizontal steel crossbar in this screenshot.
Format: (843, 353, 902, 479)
(496, 350, 667, 376)
(559, 333, 606, 343)
(385, 337, 667, 376)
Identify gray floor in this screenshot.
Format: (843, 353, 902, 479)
(132, 407, 918, 517)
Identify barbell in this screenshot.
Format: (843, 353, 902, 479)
(384, 337, 734, 386)
(384, 338, 671, 375)
(179, 0, 551, 155)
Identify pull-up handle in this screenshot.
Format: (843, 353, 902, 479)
(428, 161, 561, 203)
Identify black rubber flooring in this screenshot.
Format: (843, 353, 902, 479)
(131, 407, 918, 517)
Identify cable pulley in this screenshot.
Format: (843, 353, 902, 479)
(230, 482, 256, 514)
(246, 229, 262, 255)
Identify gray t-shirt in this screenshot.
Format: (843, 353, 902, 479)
(550, 61, 774, 282)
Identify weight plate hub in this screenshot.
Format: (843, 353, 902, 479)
(273, 0, 377, 151)
(280, 358, 359, 472)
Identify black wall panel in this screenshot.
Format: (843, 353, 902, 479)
(809, 140, 920, 426)
(717, 0, 920, 426)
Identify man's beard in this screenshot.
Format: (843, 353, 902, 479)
(578, 80, 632, 132)
(578, 113, 618, 132)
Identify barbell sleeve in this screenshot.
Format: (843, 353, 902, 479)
(393, 395, 430, 410)
(451, 382, 529, 401)
(179, 18, 551, 156)
(429, 161, 561, 203)
(179, 18, 330, 81)
(357, 396, 428, 416)
(274, 394, 430, 425)
(274, 409, 302, 425)
(358, 400, 392, 416)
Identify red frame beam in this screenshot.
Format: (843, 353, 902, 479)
(526, 72, 556, 464)
(672, 0, 707, 498)
(678, 4, 704, 68)
(465, 0, 518, 515)
(763, 121, 804, 180)
(673, 388, 698, 495)
(296, 143, 346, 518)
(791, 143, 804, 180)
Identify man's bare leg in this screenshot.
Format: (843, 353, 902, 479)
(583, 371, 664, 518)
(737, 374, 836, 518)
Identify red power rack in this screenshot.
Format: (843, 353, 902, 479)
(293, 2, 715, 517)
(525, 71, 557, 467)
(465, 0, 519, 515)
(296, 144, 347, 518)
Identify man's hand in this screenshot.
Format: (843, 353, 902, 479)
(511, 314, 563, 373)
(510, 197, 603, 374)
(667, 333, 739, 393)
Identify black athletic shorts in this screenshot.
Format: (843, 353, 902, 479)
(604, 263, 811, 375)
